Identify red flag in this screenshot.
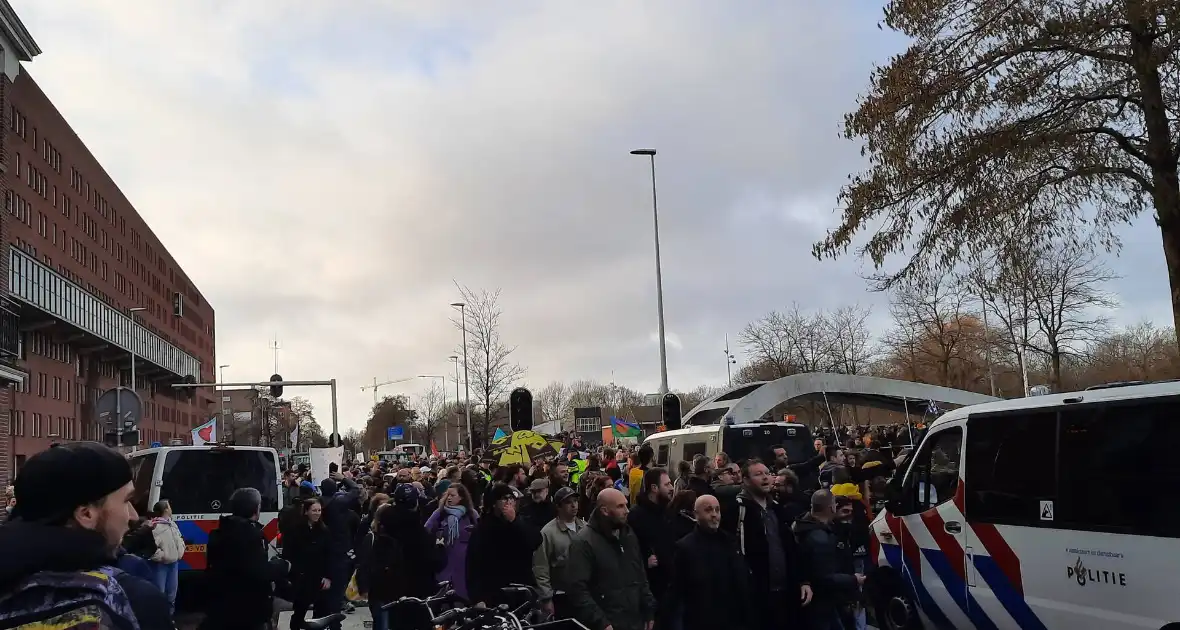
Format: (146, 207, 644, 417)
(431, 441, 440, 457)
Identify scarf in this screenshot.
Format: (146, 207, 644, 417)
(441, 505, 467, 547)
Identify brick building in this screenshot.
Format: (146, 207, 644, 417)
(0, 3, 215, 487)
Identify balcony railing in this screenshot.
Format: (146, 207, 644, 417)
(0, 299, 18, 358)
(9, 248, 201, 378)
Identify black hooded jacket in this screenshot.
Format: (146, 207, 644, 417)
(665, 524, 753, 630)
(793, 513, 859, 622)
(626, 497, 673, 601)
(368, 505, 440, 603)
(0, 521, 173, 629)
(465, 510, 542, 606)
(320, 477, 362, 572)
(204, 515, 286, 628)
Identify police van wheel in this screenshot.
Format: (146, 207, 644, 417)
(874, 588, 920, 630)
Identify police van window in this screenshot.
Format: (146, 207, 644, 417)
(682, 442, 707, 461)
(129, 453, 157, 517)
(1058, 398, 1180, 537)
(903, 427, 962, 513)
(656, 444, 670, 466)
(161, 449, 279, 515)
(965, 411, 1057, 525)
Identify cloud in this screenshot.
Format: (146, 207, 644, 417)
(11, 0, 1171, 435)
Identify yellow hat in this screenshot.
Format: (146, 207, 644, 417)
(831, 483, 862, 501)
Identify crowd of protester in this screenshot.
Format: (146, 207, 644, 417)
(266, 422, 912, 630)
(0, 421, 916, 630)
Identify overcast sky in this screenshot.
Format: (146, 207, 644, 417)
(12, 1, 1175, 435)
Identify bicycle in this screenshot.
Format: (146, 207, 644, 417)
(428, 585, 589, 630)
(297, 612, 348, 630)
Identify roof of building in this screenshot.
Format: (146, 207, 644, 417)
(0, 0, 40, 62)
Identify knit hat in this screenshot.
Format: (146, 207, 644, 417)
(320, 478, 338, 497)
(12, 442, 133, 524)
(392, 483, 419, 505)
(486, 483, 520, 505)
(830, 483, 863, 501)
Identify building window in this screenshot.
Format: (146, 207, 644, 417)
(576, 416, 598, 433)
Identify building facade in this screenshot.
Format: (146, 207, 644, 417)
(1, 3, 215, 486)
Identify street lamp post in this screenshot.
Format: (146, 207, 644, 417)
(418, 375, 446, 451)
(723, 334, 736, 387)
(128, 307, 147, 394)
(450, 302, 472, 450)
(449, 355, 461, 451)
(219, 364, 230, 442)
(630, 148, 670, 395)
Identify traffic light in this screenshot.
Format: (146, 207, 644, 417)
(662, 393, 682, 431)
(181, 374, 196, 401)
(509, 387, 533, 431)
(269, 374, 283, 398)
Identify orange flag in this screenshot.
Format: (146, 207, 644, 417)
(431, 441, 440, 457)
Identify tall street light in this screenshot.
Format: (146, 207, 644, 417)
(219, 364, 230, 442)
(128, 307, 147, 393)
(630, 148, 670, 395)
(449, 355, 461, 451)
(450, 302, 472, 451)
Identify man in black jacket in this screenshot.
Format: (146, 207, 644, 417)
(466, 483, 542, 607)
(320, 472, 361, 623)
(720, 459, 812, 630)
(626, 467, 674, 604)
(794, 490, 862, 630)
(0, 442, 173, 629)
(203, 487, 291, 630)
(665, 494, 752, 630)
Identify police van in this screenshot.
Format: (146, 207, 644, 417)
(127, 444, 284, 572)
(643, 419, 814, 476)
(869, 380, 1180, 629)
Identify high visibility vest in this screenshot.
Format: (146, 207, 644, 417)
(570, 459, 588, 486)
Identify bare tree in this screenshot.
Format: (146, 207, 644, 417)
(826, 305, 878, 375)
(1026, 245, 1118, 388)
(565, 379, 644, 421)
(537, 381, 572, 428)
(740, 303, 836, 377)
(679, 384, 723, 411)
(886, 271, 982, 389)
(967, 251, 1039, 395)
(453, 285, 526, 447)
(412, 382, 447, 445)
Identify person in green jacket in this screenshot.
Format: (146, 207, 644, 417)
(565, 488, 656, 630)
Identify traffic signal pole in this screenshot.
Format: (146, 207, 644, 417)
(172, 379, 340, 445)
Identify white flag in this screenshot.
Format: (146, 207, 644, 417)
(290, 424, 299, 448)
(192, 417, 217, 446)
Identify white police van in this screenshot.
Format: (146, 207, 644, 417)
(127, 444, 284, 572)
(869, 379, 1180, 629)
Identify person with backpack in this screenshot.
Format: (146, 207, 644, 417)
(147, 500, 186, 614)
(0, 441, 173, 629)
(368, 485, 440, 630)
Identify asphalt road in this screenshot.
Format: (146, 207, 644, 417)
(176, 608, 373, 630)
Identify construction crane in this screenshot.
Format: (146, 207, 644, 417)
(360, 376, 416, 404)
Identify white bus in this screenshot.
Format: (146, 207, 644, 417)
(869, 380, 1180, 629)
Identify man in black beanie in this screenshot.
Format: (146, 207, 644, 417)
(0, 441, 173, 628)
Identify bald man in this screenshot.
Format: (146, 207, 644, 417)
(566, 488, 656, 630)
(663, 495, 752, 630)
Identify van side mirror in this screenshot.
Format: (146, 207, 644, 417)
(884, 476, 904, 515)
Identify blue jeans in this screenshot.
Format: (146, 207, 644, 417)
(148, 560, 179, 613)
